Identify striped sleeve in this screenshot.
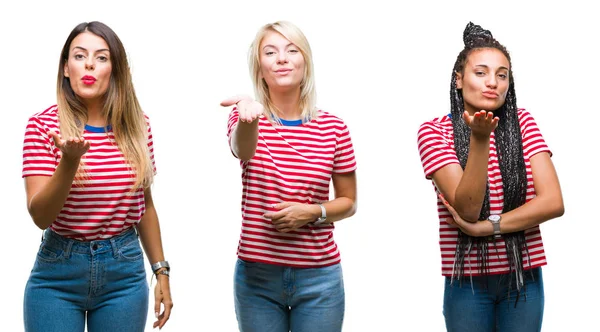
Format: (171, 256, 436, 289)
(332, 122, 357, 173)
(417, 120, 459, 179)
(226, 108, 240, 157)
(519, 110, 551, 159)
(22, 116, 57, 177)
(145, 114, 157, 175)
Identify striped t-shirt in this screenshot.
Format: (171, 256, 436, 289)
(22, 105, 156, 241)
(417, 109, 550, 276)
(227, 109, 357, 268)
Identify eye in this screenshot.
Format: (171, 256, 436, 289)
(288, 49, 299, 54)
(475, 71, 486, 76)
(498, 73, 508, 79)
(74, 54, 85, 60)
(265, 51, 275, 56)
(97, 56, 108, 62)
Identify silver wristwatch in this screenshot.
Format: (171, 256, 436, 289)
(314, 204, 327, 225)
(151, 260, 170, 273)
(488, 215, 502, 239)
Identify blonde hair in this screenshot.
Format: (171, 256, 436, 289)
(56, 21, 153, 190)
(248, 21, 318, 123)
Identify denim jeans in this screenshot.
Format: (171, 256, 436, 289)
(443, 267, 544, 332)
(234, 259, 345, 332)
(23, 227, 149, 332)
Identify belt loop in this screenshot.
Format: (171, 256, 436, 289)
(64, 238, 74, 259)
(110, 236, 120, 258)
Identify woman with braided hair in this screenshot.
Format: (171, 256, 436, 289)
(417, 22, 564, 332)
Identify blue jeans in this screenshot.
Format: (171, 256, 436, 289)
(443, 267, 544, 332)
(234, 259, 345, 332)
(23, 227, 149, 332)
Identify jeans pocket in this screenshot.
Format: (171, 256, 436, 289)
(36, 242, 63, 263)
(117, 239, 144, 261)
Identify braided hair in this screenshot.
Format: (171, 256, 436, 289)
(449, 22, 531, 301)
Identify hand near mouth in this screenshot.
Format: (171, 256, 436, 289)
(462, 110, 499, 139)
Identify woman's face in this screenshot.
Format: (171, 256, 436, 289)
(259, 30, 305, 94)
(456, 48, 510, 114)
(63, 31, 112, 105)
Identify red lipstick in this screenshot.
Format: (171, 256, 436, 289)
(82, 75, 96, 85)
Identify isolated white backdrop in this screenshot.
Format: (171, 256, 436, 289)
(1, 0, 597, 331)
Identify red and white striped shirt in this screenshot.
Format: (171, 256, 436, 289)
(227, 109, 357, 268)
(417, 109, 550, 276)
(22, 105, 156, 241)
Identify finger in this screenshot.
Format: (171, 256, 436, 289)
(264, 210, 286, 220)
(274, 202, 295, 210)
(159, 300, 173, 328)
(462, 111, 471, 125)
(48, 131, 62, 146)
(154, 292, 161, 321)
(220, 95, 250, 107)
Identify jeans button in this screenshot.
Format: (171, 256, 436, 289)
(92, 243, 98, 250)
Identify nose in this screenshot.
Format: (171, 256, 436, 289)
(486, 75, 498, 88)
(276, 51, 288, 64)
(85, 57, 95, 71)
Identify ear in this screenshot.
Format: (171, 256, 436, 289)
(64, 62, 70, 78)
(455, 71, 462, 89)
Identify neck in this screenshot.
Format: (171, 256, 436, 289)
(83, 98, 106, 127)
(270, 88, 302, 120)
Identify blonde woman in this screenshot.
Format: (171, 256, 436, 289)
(22, 21, 172, 332)
(221, 21, 357, 332)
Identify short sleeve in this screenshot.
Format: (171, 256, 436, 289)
(22, 116, 58, 177)
(332, 122, 357, 174)
(518, 110, 552, 159)
(145, 114, 157, 175)
(226, 108, 240, 158)
(417, 120, 460, 179)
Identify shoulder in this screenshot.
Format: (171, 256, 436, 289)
(27, 105, 59, 131)
(418, 114, 452, 136)
(315, 110, 348, 128)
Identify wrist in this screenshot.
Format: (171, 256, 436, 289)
(470, 132, 491, 142)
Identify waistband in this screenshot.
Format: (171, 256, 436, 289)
(42, 226, 138, 256)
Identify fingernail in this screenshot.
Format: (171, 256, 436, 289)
(155, 312, 158, 318)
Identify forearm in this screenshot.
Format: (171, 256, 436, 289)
(28, 157, 80, 229)
(496, 194, 564, 234)
(453, 134, 490, 221)
(307, 197, 356, 224)
(231, 121, 259, 161)
(136, 205, 165, 266)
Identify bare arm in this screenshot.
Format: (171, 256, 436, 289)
(321, 171, 357, 223)
(266, 171, 357, 232)
(441, 152, 564, 236)
(221, 96, 264, 161)
(136, 187, 173, 329)
(25, 134, 90, 229)
(432, 111, 498, 221)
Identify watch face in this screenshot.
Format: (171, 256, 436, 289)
(489, 215, 501, 222)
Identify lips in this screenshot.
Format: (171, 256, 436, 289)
(482, 91, 498, 98)
(275, 69, 292, 74)
(82, 75, 96, 85)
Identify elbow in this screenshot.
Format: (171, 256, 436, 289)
(347, 201, 357, 218)
(454, 206, 480, 223)
(28, 207, 51, 230)
(554, 201, 565, 219)
(232, 146, 256, 162)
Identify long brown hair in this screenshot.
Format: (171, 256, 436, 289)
(57, 21, 153, 190)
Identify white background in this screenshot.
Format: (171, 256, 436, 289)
(1, 0, 597, 331)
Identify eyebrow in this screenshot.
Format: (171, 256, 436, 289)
(474, 64, 509, 71)
(72, 46, 110, 53)
(262, 43, 295, 50)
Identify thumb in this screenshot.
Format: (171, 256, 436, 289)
(154, 292, 161, 318)
(48, 131, 62, 146)
(220, 95, 250, 107)
(462, 111, 471, 124)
